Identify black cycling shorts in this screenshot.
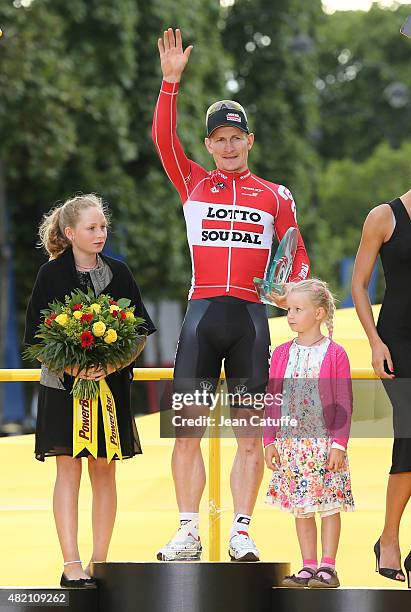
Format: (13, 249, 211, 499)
(173, 296, 270, 403)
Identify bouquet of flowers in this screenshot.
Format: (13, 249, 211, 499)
(24, 288, 146, 400)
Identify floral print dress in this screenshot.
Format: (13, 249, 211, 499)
(266, 338, 354, 517)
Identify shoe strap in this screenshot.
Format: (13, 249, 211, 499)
(286, 567, 316, 580)
(300, 567, 317, 576)
(64, 560, 82, 566)
(316, 566, 336, 577)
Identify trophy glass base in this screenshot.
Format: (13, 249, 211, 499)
(253, 277, 285, 306)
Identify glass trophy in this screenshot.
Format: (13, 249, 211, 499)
(253, 227, 298, 305)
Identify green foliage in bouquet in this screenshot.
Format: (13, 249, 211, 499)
(24, 288, 146, 399)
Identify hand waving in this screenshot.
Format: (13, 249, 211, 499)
(158, 28, 193, 83)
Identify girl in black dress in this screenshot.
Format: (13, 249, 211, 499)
(24, 194, 155, 587)
(352, 189, 411, 587)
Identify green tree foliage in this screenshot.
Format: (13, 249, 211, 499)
(221, 0, 323, 210)
(0, 0, 228, 328)
(317, 4, 411, 161)
(117, 0, 228, 299)
(318, 139, 411, 253)
(310, 139, 411, 301)
(1, 0, 409, 334)
(306, 4, 411, 300)
(0, 0, 140, 321)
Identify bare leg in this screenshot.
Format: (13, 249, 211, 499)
(230, 410, 264, 515)
(84, 458, 117, 575)
(380, 473, 411, 575)
(53, 456, 88, 580)
(321, 513, 341, 560)
(172, 438, 206, 511)
(295, 517, 317, 561)
(171, 403, 209, 513)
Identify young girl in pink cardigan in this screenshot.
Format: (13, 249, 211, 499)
(264, 279, 354, 588)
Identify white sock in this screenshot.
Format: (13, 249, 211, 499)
(230, 513, 251, 538)
(179, 512, 199, 538)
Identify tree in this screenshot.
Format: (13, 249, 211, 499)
(116, 0, 229, 299)
(0, 0, 229, 335)
(311, 139, 411, 299)
(316, 4, 411, 161)
(221, 0, 323, 211)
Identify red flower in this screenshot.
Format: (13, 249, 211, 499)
(109, 299, 117, 305)
(111, 310, 118, 318)
(80, 331, 94, 349)
(72, 303, 83, 311)
(45, 313, 57, 327)
(81, 313, 93, 323)
(119, 310, 126, 321)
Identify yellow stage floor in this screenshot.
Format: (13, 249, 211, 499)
(1, 305, 410, 588)
(1, 414, 410, 588)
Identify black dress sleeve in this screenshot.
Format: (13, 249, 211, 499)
(24, 266, 50, 346)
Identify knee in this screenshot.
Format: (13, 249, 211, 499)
(56, 456, 82, 480)
(88, 458, 115, 482)
(237, 438, 263, 457)
(174, 437, 202, 454)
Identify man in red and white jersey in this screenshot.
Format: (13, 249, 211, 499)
(153, 28, 310, 562)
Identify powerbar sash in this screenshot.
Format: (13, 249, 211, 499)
(72, 378, 123, 463)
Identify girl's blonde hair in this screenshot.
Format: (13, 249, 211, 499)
(288, 278, 336, 338)
(38, 194, 109, 259)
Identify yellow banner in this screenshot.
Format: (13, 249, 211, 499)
(99, 378, 123, 463)
(72, 378, 122, 463)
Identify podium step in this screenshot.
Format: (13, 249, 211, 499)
(272, 587, 411, 612)
(0, 587, 97, 612)
(92, 561, 289, 612)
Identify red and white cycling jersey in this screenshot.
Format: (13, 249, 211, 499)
(152, 80, 310, 303)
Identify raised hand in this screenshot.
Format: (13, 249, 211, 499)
(158, 28, 193, 83)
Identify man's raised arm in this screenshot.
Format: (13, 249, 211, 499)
(152, 28, 194, 203)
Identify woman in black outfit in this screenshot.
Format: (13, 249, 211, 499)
(352, 189, 411, 587)
(24, 194, 155, 587)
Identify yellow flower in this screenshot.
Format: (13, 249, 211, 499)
(125, 311, 135, 320)
(109, 304, 119, 313)
(93, 321, 106, 337)
(73, 311, 83, 320)
(104, 329, 118, 344)
(89, 303, 101, 313)
(55, 313, 69, 326)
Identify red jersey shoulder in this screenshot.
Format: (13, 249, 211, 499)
(252, 177, 293, 200)
(186, 160, 209, 187)
(248, 175, 297, 217)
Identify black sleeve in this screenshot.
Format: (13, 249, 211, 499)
(125, 264, 157, 336)
(23, 266, 50, 346)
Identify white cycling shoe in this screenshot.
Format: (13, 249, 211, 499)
(228, 532, 260, 562)
(157, 524, 202, 562)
